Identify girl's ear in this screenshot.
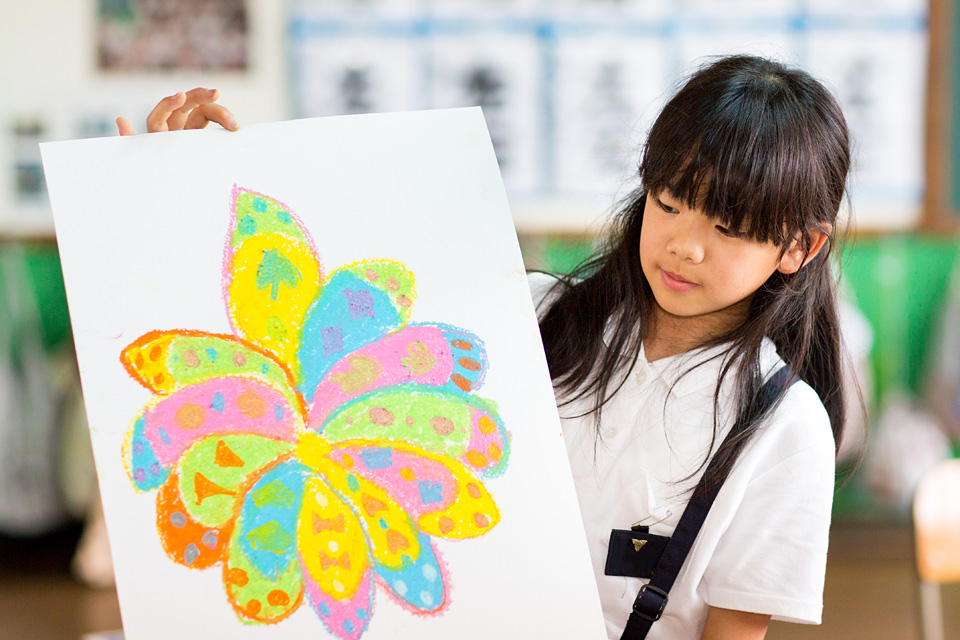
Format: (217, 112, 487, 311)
(776, 223, 833, 274)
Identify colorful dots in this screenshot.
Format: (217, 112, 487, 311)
(318, 602, 331, 616)
(487, 443, 502, 463)
(333, 580, 346, 594)
(149, 462, 161, 476)
(149, 345, 163, 361)
(226, 567, 249, 587)
(356, 608, 367, 620)
(210, 392, 226, 412)
(201, 530, 218, 548)
(451, 374, 472, 392)
(253, 197, 268, 213)
(328, 540, 339, 553)
(418, 480, 444, 506)
(157, 427, 172, 446)
(478, 416, 497, 435)
(458, 357, 481, 371)
(233, 351, 247, 367)
(152, 373, 166, 385)
(422, 564, 438, 582)
(169, 511, 187, 528)
(420, 591, 434, 607)
(274, 403, 284, 421)
(451, 339, 473, 351)
(474, 512, 491, 528)
(399, 467, 416, 481)
(247, 521, 294, 553)
(205, 348, 218, 362)
(314, 491, 329, 508)
(430, 416, 455, 436)
(261, 363, 270, 374)
(267, 590, 290, 606)
(369, 407, 394, 426)
(405, 416, 416, 427)
(393, 579, 408, 596)
(313, 512, 345, 534)
(251, 480, 296, 508)
(385, 529, 410, 553)
(244, 599, 262, 616)
(466, 483, 482, 499)
(214, 439, 245, 468)
(343, 619, 355, 634)
(364, 268, 379, 281)
(347, 475, 361, 492)
(267, 316, 288, 341)
(194, 472, 235, 505)
(341, 453, 355, 468)
(239, 214, 257, 235)
(184, 543, 200, 565)
(277, 209, 292, 223)
(183, 350, 201, 368)
(236, 388, 266, 419)
(361, 493, 387, 516)
(133, 468, 146, 483)
(175, 403, 206, 430)
(134, 352, 144, 369)
(385, 277, 400, 292)
(132, 441, 144, 455)
(343, 289, 375, 320)
(466, 450, 488, 468)
(379, 518, 388, 530)
(397, 295, 412, 308)
(438, 517, 455, 534)
(359, 447, 393, 470)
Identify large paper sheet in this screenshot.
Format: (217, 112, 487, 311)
(41, 108, 605, 640)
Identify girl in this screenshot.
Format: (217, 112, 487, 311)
(118, 54, 850, 639)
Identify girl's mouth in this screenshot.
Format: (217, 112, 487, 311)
(660, 269, 698, 293)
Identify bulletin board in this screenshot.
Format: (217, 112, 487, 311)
(288, 0, 930, 233)
(0, 0, 288, 238)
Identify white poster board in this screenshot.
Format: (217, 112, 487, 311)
(41, 108, 604, 640)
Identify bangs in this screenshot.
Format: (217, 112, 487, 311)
(639, 58, 844, 248)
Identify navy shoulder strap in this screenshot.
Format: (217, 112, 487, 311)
(620, 365, 800, 639)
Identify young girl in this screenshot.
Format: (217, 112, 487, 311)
(119, 54, 850, 640)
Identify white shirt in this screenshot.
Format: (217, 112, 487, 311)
(530, 273, 835, 639)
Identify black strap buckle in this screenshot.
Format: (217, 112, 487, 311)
(633, 583, 668, 622)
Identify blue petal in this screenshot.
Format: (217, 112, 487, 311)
(374, 532, 445, 612)
(298, 272, 401, 402)
(237, 460, 308, 579)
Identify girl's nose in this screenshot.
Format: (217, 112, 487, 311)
(665, 223, 706, 263)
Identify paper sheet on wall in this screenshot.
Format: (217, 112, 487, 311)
(40, 108, 605, 640)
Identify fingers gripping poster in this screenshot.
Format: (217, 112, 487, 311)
(40, 109, 605, 640)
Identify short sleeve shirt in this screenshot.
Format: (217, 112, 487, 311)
(530, 273, 835, 639)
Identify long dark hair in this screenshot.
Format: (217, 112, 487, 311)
(539, 55, 851, 495)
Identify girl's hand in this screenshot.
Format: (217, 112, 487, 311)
(115, 88, 239, 136)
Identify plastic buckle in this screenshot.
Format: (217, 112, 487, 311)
(633, 583, 669, 622)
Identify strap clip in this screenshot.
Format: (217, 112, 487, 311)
(632, 583, 668, 622)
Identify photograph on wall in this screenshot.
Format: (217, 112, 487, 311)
(40, 108, 605, 640)
(97, 0, 248, 71)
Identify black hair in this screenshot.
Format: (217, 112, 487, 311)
(538, 55, 852, 496)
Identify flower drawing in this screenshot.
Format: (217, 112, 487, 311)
(120, 187, 510, 639)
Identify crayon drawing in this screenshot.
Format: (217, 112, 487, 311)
(119, 186, 510, 640)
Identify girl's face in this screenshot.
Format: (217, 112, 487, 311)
(639, 190, 791, 340)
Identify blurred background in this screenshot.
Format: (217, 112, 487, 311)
(1, 0, 959, 638)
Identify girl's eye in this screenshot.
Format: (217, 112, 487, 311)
(656, 198, 679, 214)
(715, 225, 745, 238)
